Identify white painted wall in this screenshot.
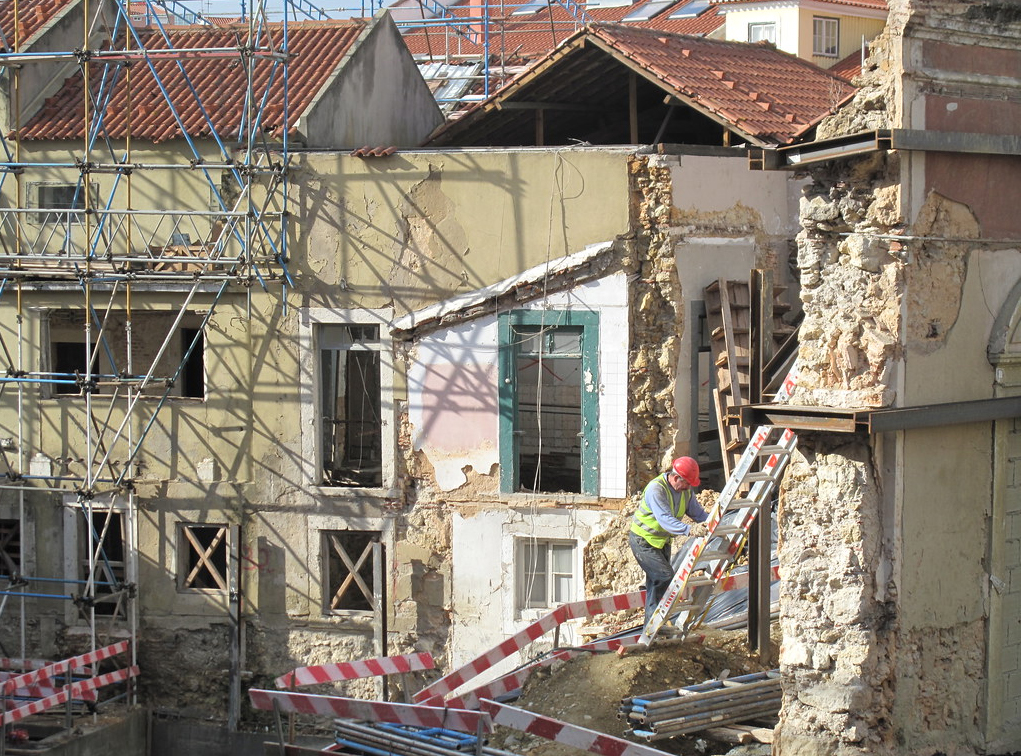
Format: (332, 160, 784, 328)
(407, 270, 630, 498)
(448, 505, 617, 687)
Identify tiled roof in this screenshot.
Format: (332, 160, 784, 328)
(0, 0, 79, 46)
(15, 20, 369, 142)
(401, 0, 723, 58)
(587, 24, 855, 143)
(428, 23, 856, 146)
(829, 45, 867, 82)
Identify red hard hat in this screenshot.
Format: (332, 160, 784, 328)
(672, 456, 700, 487)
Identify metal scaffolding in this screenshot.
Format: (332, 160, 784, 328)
(0, 0, 299, 727)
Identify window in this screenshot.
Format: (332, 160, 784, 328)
(813, 17, 839, 57)
(0, 520, 20, 576)
(178, 524, 228, 591)
(45, 309, 205, 399)
(78, 510, 126, 617)
(748, 22, 776, 44)
(323, 530, 383, 614)
(623, 0, 675, 22)
(33, 182, 97, 225)
(498, 310, 599, 495)
(516, 538, 575, 610)
(668, 0, 710, 18)
(320, 324, 383, 487)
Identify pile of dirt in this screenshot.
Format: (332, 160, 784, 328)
(488, 629, 777, 756)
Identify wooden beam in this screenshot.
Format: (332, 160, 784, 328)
(496, 101, 605, 112)
(629, 72, 638, 143)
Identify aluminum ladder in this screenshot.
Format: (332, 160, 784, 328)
(639, 368, 799, 645)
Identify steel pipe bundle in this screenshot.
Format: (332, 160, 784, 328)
(619, 671, 780, 741)
(333, 719, 519, 756)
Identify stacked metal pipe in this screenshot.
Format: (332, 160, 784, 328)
(333, 719, 520, 756)
(619, 670, 781, 741)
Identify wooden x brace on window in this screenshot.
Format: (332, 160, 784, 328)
(183, 526, 228, 590)
(327, 534, 376, 611)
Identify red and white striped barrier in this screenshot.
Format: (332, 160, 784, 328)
(0, 673, 98, 702)
(479, 699, 670, 756)
(717, 565, 780, 592)
(248, 689, 493, 733)
(2, 641, 130, 695)
(447, 633, 641, 710)
(414, 591, 645, 703)
(0, 659, 50, 672)
(275, 652, 435, 689)
(2, 666, 138, 725)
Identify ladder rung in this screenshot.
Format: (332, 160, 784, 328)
(729, 497, 764, 509)
(756, 444, 790, 455)
(744, 471, 776, 482)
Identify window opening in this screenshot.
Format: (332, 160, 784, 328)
(516, 538, 575, 610)
(499, 310, 599, 495)
(0, 519, 20, 577)
(180, 327, 205, 398)
(320, 324, 383, 487)
(33, 182, 97, 225)
(179, 524, 228, 591)
(813, 17, 838, 56)
(78, 510, 125, 618)
(323, 530, 382, 614)
(748, 21, 776, 43)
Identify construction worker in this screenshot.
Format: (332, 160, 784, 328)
(629, 456, 709, 627)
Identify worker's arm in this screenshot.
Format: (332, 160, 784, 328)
(686, 495, 710, 524)
(646, 484, 691, 536)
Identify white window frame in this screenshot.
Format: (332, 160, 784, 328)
(515, 537, 577, 613)
(748, 21, 776, 44)
(299, 308, 396, 495)
(813, 16, 839, 57)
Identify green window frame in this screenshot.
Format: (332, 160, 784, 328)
(498, 310, 599, 495)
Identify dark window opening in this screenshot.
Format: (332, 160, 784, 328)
(181, 328, 205, 398)
(78, 511, 125, 618)
(321, 324, 383, 487)
(0, 519, 20, 577)
(515, 325, 583, 494)
(52, 340, 92, 395)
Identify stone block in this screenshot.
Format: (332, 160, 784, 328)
(797, 679, 867, 713)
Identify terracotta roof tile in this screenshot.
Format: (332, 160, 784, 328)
(0, 0, 79, 46)
(587, 24, 855, 143)
(16, 19, 368, 142)
(401, 0, 723, 58)
(829, 45, 867, 82)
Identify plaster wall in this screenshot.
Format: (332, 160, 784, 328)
(300, 14, 443, 148)
(448, 506, 615, 680)
(294, 148, 632, 315)
(407, 271, 630, 497)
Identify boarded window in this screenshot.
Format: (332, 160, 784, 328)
(323, 530, 382, 614)
(179, 524, 228, 591)
(0, 520, 20, 576)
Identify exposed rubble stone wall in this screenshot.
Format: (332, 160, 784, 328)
(627, 155, 685, 489)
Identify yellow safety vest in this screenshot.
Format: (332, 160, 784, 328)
(630, 474, 691, 549)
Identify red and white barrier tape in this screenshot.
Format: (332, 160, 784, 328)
(276, 652, 435, 689)
(479, 699, 670, 756)
(0, 672, 98, 702)
(2, 666, 138, 725)
(0, 659, 50, 672)
(249, 689, 493, 733)
(414, 591, 645, 703)
(2, 641, 130, 695)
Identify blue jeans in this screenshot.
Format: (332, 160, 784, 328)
(628, 530, 674, 626)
